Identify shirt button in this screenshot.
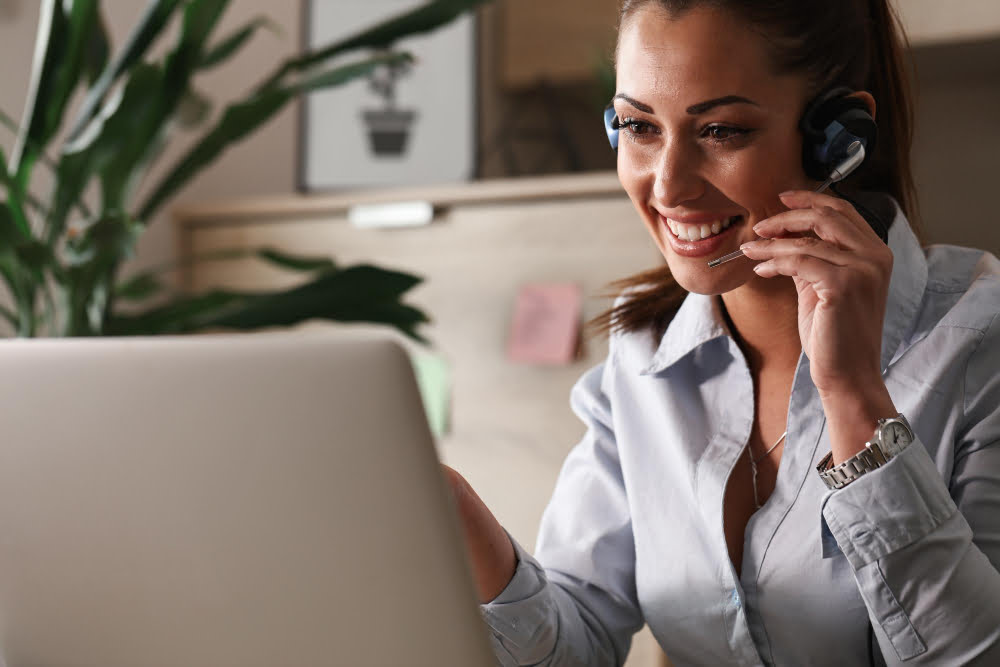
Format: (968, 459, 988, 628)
(731, 589, 741, 606)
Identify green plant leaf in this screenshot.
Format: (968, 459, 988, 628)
(111, 246, 333, 304)
(61, 211, 143, 335)
(114, 272, 165, 302)
(137, 52, 410, 221)
(1, 107, 89, 222)
(0, 147, 31, 237)
(176, 87, 213, 128)
(106, 264, 428, 342)
(257, 248, 338, 273)
(105, 289, 248, 335)
(65, 214, 142, 268)
(200, 16, 278, 70)
(0, 201, 21, 246)
(48, 63, 166, 240)
(9, 0, 65, 177)
(11, 0, 103, 184)
(257, 0, 489, 92)
(64, 0, 184, 145)
(83, 12, 111, 85)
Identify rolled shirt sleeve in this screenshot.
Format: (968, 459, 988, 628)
(820, 313, 1000, 664)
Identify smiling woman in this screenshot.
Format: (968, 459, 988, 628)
(450, 1, 1000, 665)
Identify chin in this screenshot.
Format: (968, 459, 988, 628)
(666, 254, 755, 296)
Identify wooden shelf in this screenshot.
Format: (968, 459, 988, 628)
(173, 171, 624, 227)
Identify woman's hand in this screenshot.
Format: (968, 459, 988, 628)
(440, 464, 517, 604)
(740, 190, 898, 462)
(740, 190, 892, 395)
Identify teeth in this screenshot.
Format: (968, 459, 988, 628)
(665, 215, 740, 242)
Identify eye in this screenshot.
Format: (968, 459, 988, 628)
(701, 124, 752, 143)
(620, 117, 656, 138)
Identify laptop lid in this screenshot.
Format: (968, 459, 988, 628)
(0, 332, 493, 667)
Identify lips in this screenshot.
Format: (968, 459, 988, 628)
(658, 213, 744, 258)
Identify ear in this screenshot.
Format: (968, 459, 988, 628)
(848, 91, 876, 121)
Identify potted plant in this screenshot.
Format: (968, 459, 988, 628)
(363, 53, 418, 157)
(0, 0, 488, 340)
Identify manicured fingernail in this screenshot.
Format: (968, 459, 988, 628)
(753, 263, 765, 274)
(752, 223, 763, 232)
(778, 190, 795, 198)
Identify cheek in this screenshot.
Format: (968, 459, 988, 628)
(715, 137, 809, 217)
(617, 149, 651, 196)
(618, 158, 659, 234)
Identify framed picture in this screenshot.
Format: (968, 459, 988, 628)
(299, 1, 477, 191)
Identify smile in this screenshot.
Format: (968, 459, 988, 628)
(664, 215, 741, 242)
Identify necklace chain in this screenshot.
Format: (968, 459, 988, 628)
(749, 431, 787, 510)
(752, 430, 788, 464)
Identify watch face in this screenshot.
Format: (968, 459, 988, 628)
(885, 421, 913, 450)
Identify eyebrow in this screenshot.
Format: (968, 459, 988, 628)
(613, 93, 654, 114)
(686, 95, 759, 115)
(613, 93, 760, 115)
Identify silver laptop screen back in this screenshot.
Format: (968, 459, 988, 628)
(0, 333, 492, 667)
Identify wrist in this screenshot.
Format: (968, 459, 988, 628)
(819, 380, 897, 466)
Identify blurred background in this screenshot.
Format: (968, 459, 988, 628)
(1, 2, 998, 665)
(3, 0, 995, 279)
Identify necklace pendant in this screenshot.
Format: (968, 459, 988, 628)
(750, 459, 761, 510)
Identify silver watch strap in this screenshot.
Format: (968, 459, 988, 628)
(816, 443, 889, 490)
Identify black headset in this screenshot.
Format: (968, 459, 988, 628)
(603, 87, 890, 241)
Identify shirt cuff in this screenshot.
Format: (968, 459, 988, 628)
(483, 530, 545, 605)
(480, 531, 559, 662)
(820, 436, 959, 570)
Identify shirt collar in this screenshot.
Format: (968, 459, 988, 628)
(638, 196, 927, 377)
(639, 292, 729, 375)
(880, 198, 928, 370)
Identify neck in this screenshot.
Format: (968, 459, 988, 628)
(720, 276, 801, 373)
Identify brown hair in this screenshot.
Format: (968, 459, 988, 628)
(590, 0, 919, 341)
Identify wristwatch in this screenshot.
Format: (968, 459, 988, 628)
(816, 414, 915, 490)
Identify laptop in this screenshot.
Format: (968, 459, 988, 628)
(0, 332, 494, 667)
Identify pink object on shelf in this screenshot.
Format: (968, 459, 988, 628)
(507, 283, 583, 365)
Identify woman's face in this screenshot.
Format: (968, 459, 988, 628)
(615, 5, 813, 295)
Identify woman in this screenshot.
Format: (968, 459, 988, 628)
(445, 0, 1000, 664)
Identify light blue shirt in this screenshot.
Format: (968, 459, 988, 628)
(481, 201, 1000, 666)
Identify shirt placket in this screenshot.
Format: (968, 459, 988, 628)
(695, 337, 765, 666)
(740, 352, 827, 665)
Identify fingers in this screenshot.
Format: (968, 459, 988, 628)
(741, 235, 853, 268)
(751, 252, 849, 286)
(752, 206, 869, 249)
(747, 189, 893, 284)
(780, 190, 879, 238)
(752, 190, 881, 248)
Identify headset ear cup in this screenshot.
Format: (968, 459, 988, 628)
(604, 104, 620, 154)
(800, 89, 877, 181)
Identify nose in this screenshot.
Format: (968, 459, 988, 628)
(652, 138, 704, 208)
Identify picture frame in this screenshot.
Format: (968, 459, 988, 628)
(298, 0, 478, 191)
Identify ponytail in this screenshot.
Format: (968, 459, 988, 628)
(857, 0, 919, 222)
